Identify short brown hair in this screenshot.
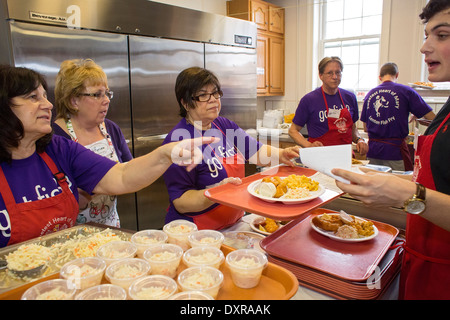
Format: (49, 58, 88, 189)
(379, 62, 399, 77)
(420, 0, 450, 23)
(318, 56, 344, 75)
(54, 59, 108, 121)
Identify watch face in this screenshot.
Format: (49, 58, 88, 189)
(407, 200, 426, 214)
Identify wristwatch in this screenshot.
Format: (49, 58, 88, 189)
(404, 183, 427, 215)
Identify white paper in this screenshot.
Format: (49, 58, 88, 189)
(299, 144, 352, 184)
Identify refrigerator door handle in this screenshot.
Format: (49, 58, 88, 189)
(136, 134, 168, 142)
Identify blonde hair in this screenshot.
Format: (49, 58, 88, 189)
(54, 59, 108, 121)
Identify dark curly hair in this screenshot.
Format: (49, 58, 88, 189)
(0, 65, 53, 163)
(419, 0, 450, 23)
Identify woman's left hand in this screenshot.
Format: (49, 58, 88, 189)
(356, 139, 369, 156)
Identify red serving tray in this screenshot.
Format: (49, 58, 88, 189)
(204, 166, 344, 220)
(260, 208, 400, 282)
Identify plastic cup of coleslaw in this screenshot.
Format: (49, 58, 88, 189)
(177, 266, 224, 299)
(143, 243, 183, 278)
(59, 257, 106, 291)
(182, 246, 224, 269)
(128, 275, 178, 300)
(225, 249, 268, 289)
(131, 230, 168, 258)
(21, 279, 77, 300)
(163, 219, 198, 251)
(188, 230, 224, 249)
(105, 258, 151, 291)
(75, 284, 127, 300)
(168, 290, 214, 300)
(96, 241, 137, 266)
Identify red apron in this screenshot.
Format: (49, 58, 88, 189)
(308, 87, 353, 146)
(369, 138, 413, 171)
(0, 152, 79, 245)
(399, 111, 450, 300)
(189, 124, 245, 230)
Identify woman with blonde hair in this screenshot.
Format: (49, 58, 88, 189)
(53, 59, 132, 227)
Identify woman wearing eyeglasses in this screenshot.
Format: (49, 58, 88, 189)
(52, 59, 133, 227)
(0, 64, 215, 247)
(288, 56, 368, 156)
(162, 67, 299, 230)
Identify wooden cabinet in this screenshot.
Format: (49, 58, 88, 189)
(227, 0, 285, 96)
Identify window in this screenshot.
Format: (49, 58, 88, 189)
(319, 0, 384, 91)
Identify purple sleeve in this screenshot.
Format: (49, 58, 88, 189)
(105, 119, 133, 162)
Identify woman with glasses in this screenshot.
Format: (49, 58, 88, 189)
(162, 67, 299, 230)
(288, 56, 368, 156)
(52, 59, 132, 227)
(0, 64, 214, 247)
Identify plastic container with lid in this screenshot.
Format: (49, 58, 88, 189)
(105, 258, 151, 290)
(21, 279, 77, 300)
(96, 240, 137, 266)
(59, 257, 106, 290)
(168, 290, 214, 300)
(188, 230, 224, 249)
(128, 275, 178, 300)
(177, 266, 224, 299)
(182, 246, 224, 269)
(225, 249, 268, 289)
(75, 284, 127, 300)
(163, 219, 198, 251)
(143, 243, 183, 278)
(131, 229, 168, 258)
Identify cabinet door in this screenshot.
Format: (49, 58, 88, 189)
(269, 36, 285, 95)
(251, 0, 269, 31)
(269, 6, 285, 34)
(257, 35, 269, 94)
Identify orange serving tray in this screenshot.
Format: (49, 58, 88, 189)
(260, 208, 399, 282)
(0, 245, 298, 300)
(204, 166, 344, 220)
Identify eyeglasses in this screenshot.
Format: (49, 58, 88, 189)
(79, 90, 114, 100)
(324, 71, 342, 78)
(192, 90, 223, 102)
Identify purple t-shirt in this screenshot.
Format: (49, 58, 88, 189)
(292, 87, 359, 139)
(361, 81, 432, 160)
(162, 117, 262, 224)
(0, 135, 117, 247)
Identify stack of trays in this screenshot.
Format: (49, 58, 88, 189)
(260, 208, 403, 300)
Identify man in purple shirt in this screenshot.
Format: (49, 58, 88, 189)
(361, 62, 435, 171)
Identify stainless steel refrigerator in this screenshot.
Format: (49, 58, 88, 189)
(0, 0, 257, 230)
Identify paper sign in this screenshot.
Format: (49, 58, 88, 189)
(299, 144, 352, 184)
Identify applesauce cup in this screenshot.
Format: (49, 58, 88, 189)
(188, 230, 224, 249)
(96, 240, 137, 266)
(105, 258, 151, 291)
(163, 219, 198, 251)
(169, 291, 214, 300)
(129, 275, 178, 300)
(75, 284, 127, 300)
(177, 266, 224, 299)
(143, 243, 183, 278)
(131, 230, 168, 258)
(182, 246, 225, 269)
(225, 249, 268, 289)
(59, 257, 106, 291)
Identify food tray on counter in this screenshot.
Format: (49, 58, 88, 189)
(204, 166, 343, 220)
(260, 208, 400, 282)
(0, 224, 132, 297)
(0, 225, 298, 300)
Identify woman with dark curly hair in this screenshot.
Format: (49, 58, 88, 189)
(0, 65, 215, 247)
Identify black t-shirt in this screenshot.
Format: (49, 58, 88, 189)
(424, 98, 450, 195)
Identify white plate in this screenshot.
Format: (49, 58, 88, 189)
(247, 179, 325, 205)
(310, 214, 378, 243)
(408, 83, 435, 89)
(249, 216, 281, 236)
